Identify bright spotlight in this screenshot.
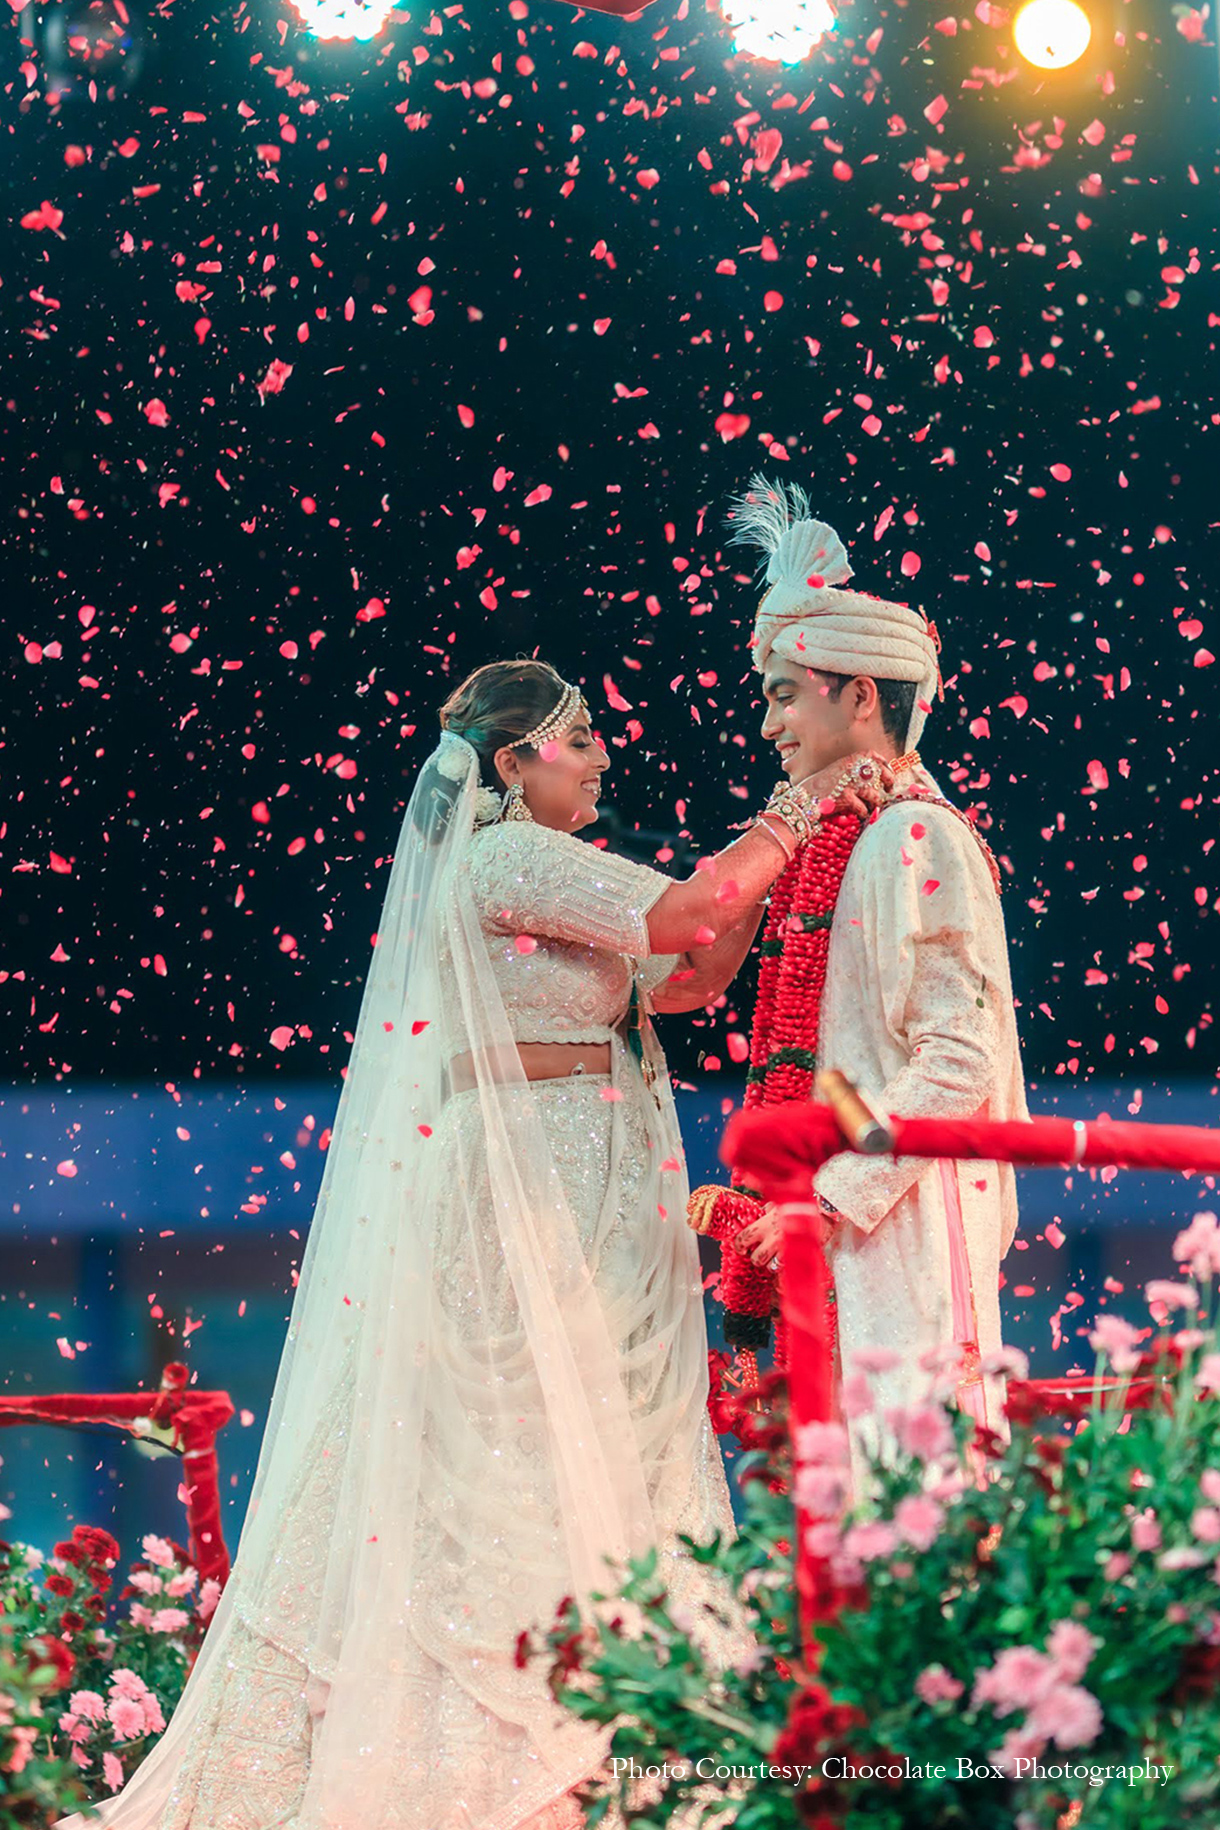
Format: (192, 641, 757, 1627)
(1013, 0, 1093, 69)
(288, 0, 395, 40)
(719, 0, 837, 64)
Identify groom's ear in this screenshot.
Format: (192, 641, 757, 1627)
(849, 676, 880, 723)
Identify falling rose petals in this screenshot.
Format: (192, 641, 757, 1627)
(694, 925, 717, 946)
(1050, 463, 1072, 481)
(635, 169, 660, 190)
(1085, 761, 1110, 792)
(901, 552, 921, 578)
(411, 1019, 430, 1036)
(921, 880, 941, 896)
(593, 318, 612, 336)
(514, 935, 538, 955)
(269, 1026, 296, 1051)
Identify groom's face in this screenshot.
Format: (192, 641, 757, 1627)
(759, 663, 856, 782)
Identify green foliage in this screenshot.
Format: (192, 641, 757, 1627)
(523, 1287, 1220, 1830)
(1, 1514, 217, 1829)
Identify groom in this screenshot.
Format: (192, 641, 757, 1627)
(692, 476, 1028, 1458)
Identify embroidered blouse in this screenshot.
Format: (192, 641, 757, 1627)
(441, 822, 677, 1056)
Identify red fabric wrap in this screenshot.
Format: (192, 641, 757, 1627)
(0, 1386, 236, 1585)
(724, 1102, 1220, 1194)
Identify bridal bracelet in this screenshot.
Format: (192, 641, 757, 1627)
(754, 778, 823, 861)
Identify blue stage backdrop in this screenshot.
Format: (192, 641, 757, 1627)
(3, 1073, 1217, 1553)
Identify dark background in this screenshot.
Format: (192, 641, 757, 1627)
(2, 0, 1219, 1544)
(4, 0, 1219, 1091)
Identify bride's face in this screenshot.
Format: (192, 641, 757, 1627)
(496, 717, 610, 832)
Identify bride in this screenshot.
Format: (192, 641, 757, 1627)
(57, 659, 842, 1830)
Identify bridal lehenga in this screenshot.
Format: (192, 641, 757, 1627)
(58, 734, 752, 1830)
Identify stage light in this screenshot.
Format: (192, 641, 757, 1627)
(288, 0, 395, 40)
(1013, 0, 1093, 69)
(717, 0, 837, 64)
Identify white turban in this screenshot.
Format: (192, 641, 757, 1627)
(725, 472, 943, 749)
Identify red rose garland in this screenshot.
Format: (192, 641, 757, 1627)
(694, 809, 868, 1369)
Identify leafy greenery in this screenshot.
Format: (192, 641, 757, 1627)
(523, 1259, 1220, 1830)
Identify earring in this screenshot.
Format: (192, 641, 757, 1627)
(500, 783, 534, 824)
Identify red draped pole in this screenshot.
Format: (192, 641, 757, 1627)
(720, 1074, 1220, 1655)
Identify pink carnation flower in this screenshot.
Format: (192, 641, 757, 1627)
(894, 1493, 945, 1552)
(794, 1463, 849, 1518)
(1088, 1313, 1143, 1373)
(109, 1668, 151, 1701)
(980, 1346, 1029, 1380)
(1174, 1211, 1220, 1280)
(1027, 1683, 1103, 1749)
(804, 1520, 843, 1560)
(1160, 1546, 1209, 1571)
(915, 1664, 964, 1704)
(103, 1751, 126, 1793)
(140, 1534, 177, 1570)
(1193, 1509, 1220, 1544)
(107, 1696, 148, 1742)
(888, 1403, 955, 1463)
(1046, 1620, 1098, 1684)
(198, 1578, 222, 1622)
(793, 1420, 851, 1466)
(1201, 1469, 1220, 1506)
(972, 1646, 1058, 1716)
(1196, 1355, 1220, 1396)
(67, 1689, 107, 1725)
(142, 1694, 167, 1736)
(1145, 1279, 1198, 1312)
(842, 1520, 898, 1562)
(150, 1607, 191, 1636)
(127, 1570, 161, 1596)
(1131, 1509, 1162, 1552)
(990, 1725, 1048, 1775)
(128, 1603, 154, 1630)
(165, 1568, 198, 1598)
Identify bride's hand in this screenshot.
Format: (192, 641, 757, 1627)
(795, 752, 896, 822)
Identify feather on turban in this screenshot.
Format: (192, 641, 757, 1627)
(725, 472, 943, 749)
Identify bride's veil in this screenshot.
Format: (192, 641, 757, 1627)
(59, 730, 681, 1830)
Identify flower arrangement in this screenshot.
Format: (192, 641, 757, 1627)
(0, 1483, 220, 1828)
(520, 1213, 1220, 1829)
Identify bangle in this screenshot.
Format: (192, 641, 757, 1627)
(760, 778, 822, 849)
(755, 813, 796, 864)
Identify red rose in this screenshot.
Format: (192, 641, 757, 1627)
(84, 1595, 108, 1619)
(161, 1362, 190, 1389)
(25, 1634, 76, 1692)
(513, 1631, 531, 1671)
(61, 1610, 86, 1633)
(72, 1526, 120, 1565)
(1178, 1643, 1220, 1699)
(44, 1571, 76, 1598)
(53, 1541, 85, 1567)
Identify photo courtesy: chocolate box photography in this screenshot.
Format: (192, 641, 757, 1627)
(3, 2, 1219, 1829)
